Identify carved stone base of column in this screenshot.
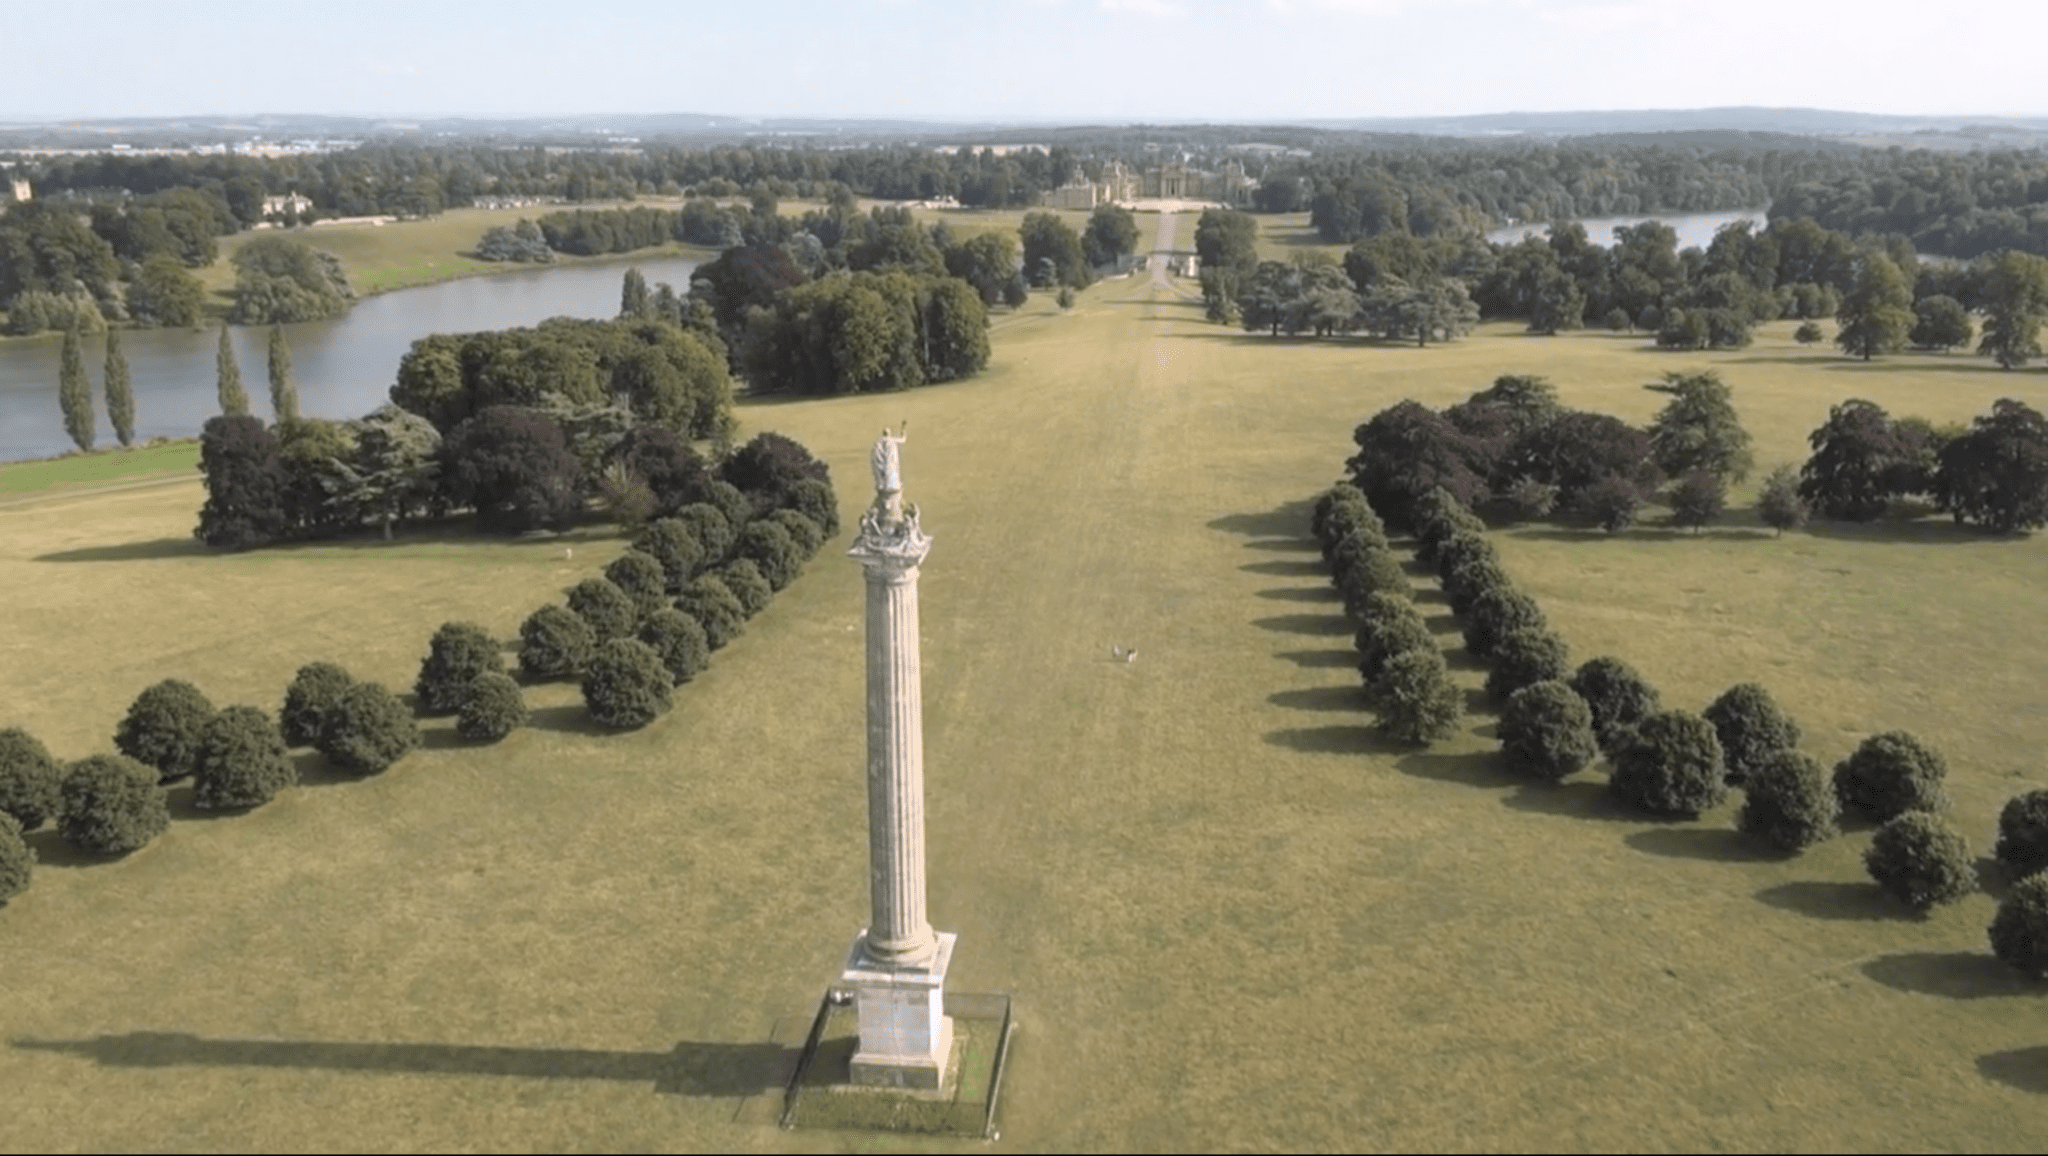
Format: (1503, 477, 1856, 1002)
(841, 930, 957, 1091)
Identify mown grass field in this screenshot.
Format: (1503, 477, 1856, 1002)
(0, 440, 198, 498)
(2, 218, 2046, 1152)
(198, 203, 723, 302)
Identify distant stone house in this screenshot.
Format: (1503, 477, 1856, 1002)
(3, 176, 30, 204)
(1042, 158, 1254, 208)
(262, 191, 313, 217)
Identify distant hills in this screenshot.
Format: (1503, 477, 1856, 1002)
(2, 108, 2046, 151)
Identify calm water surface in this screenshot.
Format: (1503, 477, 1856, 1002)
(1486, 208, 1769, 254)
(0, 255, 704, 462)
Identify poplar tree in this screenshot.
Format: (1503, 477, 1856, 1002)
(59, 320, 94, 451)
(267, 323, 298, 423)
(104, 327, 134, 447)
(216, 324, 250, 416)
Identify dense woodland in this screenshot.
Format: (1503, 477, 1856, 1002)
(9, 133, 2048, 345)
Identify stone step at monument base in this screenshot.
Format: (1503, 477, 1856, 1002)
(839, 930, 956, 1090)
(781, 990, 1015, 1138)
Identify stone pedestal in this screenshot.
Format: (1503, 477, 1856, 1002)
(841, 930, 956, 1089)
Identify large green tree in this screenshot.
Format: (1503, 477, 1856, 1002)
(125, 255, 206, 328)
(1646, 370, 1753, 483)
(1019, 212, 1089, 289)
(58, 320, 93, 451)
(1834, 256, 1913, 360)
(1082, 203, 1140, 269)
(104, 326, 134, 447)
(1978, 250, 2048, 369)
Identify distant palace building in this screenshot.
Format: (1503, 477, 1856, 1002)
(262, 191, 313, 218)
(1044, 159, 1255, 209)
(3, 176, 30, 204)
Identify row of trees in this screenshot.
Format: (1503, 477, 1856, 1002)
(1339, 370, 2048, 538)
(1304, 479, 2048, 976)
(0, 429, 840, 911)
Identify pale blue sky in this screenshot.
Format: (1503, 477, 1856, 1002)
(3, 0, 2042, 123)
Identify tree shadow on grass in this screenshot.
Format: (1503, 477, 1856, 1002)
(1860, 952, 2039, 1000)
(524, 703, 615, 737)
(1241, 537, 1320, 553)
(1251, 613, 1351, 637)
(1241, 558, 1328, 578)
(1625, 826, 1781, 863)
(1507, 526, 1774, 544)
(20, 828, 122, 869)
(1274, 648, 1359, 670)
(1267, 685, 1366, 713)
(1752, 881, 1906, 922)
(1800, 518, 2028, 547)
(9, 1031, 797, 1098)
(1263, 724, 1395, 755)
(1395, 749, 1517, 789)
(418, 725, 471, 752)
(1207, 499, 1316, 540)
(34, 537, 209, 563)
(1500, 779, 1643, 824)
(164, 783, 242, 822)
(1978, 1047, 2048, 1094)
(1256, 585, 1340, 604)
(1460, 685, 1494, 716)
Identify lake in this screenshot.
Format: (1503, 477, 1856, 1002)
(1486, 208, 1769, 254)
(0, 255, 706, 462)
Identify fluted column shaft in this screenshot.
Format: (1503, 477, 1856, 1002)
(855, 540, 937, 964)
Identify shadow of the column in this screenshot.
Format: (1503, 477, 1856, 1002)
(11, 1031, 797, 1097)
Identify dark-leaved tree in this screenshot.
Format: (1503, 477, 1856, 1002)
(414, 622, 504, 716)
(1989, 874, 2048, 978)
(0, 727, 61, 831)
(1995, 789, 2048, 878)
(1738, 750, 1839, 853)
(1498, 679, 1598, 782)
(1608, 710, 1727, 818)
(59, 754, 169, 855)
(519, 605, 595, 679)
(581, 638, 674, 729)
(114, 679, 215, 783)
(192, 704, 296, 811)
(1570, 657, 1662, 755)
(1834, 731, 1949, 822)
(457, 672, 527, 743)
(440, 405, 585, 533)
(1865, 811, 1974, 910)
(1935, 398, 2048, 534)
(281, 661, 354, 748)
(195, 414, 289, 549)
(1371, 648, 1464, 745)
(316, 682, 419, 775)
(1702, 683, 1801, 786)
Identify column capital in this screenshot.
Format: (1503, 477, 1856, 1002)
(848, 505, 931, 576)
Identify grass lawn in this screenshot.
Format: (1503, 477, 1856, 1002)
(2, 217, 2046, 1151)
(196, 204, 723, 304)
(0, 439, 199, 498)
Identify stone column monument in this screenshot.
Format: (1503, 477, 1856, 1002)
(839, 425, 956, 1090)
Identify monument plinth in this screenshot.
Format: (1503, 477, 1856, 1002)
(840, 426, 956, 1090)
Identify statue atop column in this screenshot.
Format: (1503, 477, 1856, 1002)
(869, 424, 908, 522)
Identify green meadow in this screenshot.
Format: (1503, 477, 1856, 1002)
(1, 224, 2045, 1151)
